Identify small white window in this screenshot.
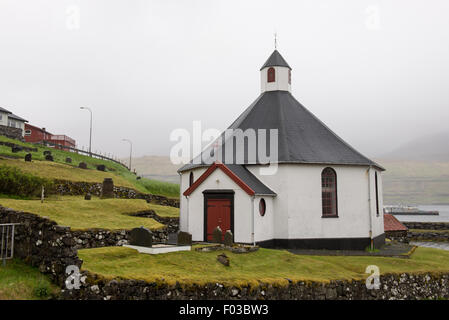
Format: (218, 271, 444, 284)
(25, 129, 31, 136)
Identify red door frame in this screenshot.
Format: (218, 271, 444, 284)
(203, 190, 234, 242)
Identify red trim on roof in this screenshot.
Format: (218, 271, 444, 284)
(384, 214, 408, 232)
(183, 162, 255, 196)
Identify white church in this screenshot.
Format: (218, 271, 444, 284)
(178, 49, 385, 250)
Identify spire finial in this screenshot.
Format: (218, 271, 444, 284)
(274, 32, 277, 50)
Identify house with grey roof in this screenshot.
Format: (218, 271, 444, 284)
(0, 107, 28, 139)
(178, 49, 385, 250)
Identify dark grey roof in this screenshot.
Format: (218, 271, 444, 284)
(260, 50, 291, 70)
(226, 164, 276, 196)
(179, 90, 384, 172)
(8, 113, 28, 122)
(0, 107, 12, 114)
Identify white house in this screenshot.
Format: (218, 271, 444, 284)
(0, 106, 28, 137)
(178, 49, 385, 250)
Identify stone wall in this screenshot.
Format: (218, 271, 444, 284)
(71, 228, 171, 249)
(0, 206, 176, 284)
(0, 125, 23, 141)
(403, 222, 449, 230)
(60, 271, 449, 300)
(128, 210, 179, 234)
(54, 180, 179, 208)
(385, 230, 408, 243)
(403, 222, 449, 242)
(0, 206, 82, 286)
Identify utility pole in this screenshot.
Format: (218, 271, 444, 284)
(80, 107, 92, 157)
(122, 139, 133, 171)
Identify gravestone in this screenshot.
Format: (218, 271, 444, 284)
(217, 253, 230, 267)
(11, 146, 22, 153)
(223, 230, 233, 247)
(96, 164, 106, 171)
(129, 227, 153, 247)
(167, 233, 177, 245)
(84, 193, 91, 200)
(43, 150, 51, 156)
(78, 162, 87, 169)
(45, 154, 54, 161)
(24, 153, 32, 162)
(65, 157, 72, 163)
(212, 226, 222, 244)
(177, 231, 192, 246)
(101, 178, 114, 198)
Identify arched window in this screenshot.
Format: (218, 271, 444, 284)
(189, 172, 194, 187)
(321, 167, 338, 217)
(267, 67, 275, 83)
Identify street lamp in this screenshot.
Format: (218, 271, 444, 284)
(122, 139, 132, 171)
(80, 107, 92, 157)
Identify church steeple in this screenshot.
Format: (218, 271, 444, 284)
(260, 50, 292, 93)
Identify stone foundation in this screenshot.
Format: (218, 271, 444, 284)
(385, 230, 409, 243)
(0, 125, 24, 141)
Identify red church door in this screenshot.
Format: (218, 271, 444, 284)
(206, 199, 231, 241)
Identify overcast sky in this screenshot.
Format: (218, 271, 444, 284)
(1, 0, 448, 159)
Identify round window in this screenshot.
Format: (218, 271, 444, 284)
(259, 198, 266, 216)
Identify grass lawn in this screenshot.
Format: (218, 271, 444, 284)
(0, 135, 180, 198)
(78, 246, 449, 287)
(0, 259, 59, 300)
(0, 196, 179, 230)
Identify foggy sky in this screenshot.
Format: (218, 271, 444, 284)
(1, 0, 448, 159)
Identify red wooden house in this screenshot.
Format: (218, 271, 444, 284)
(24, 123, 76, 150)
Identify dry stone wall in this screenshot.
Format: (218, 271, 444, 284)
(60, 271, 449, 300)
(403, 222, 449, 242)
(0, 207, 81, 286)
(0, 206, 175, 285)
(53, 180, 179, 208)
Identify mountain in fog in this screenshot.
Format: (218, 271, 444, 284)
(380, 131, 449, 161)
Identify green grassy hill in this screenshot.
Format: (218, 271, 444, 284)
(0, 136, 179, 198)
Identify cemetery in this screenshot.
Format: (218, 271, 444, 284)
(1, 135, 449, 300)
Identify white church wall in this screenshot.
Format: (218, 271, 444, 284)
(179, 167, 207, 233)
(246, 165, 290, 240)
(182, 168, 253, 243)
(285, 164, 373, 239)
(368, 168, 385, 238)
(253, 195, 275, 242)
(260, 66, 291, 92)
(250, 164, 380, 240)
